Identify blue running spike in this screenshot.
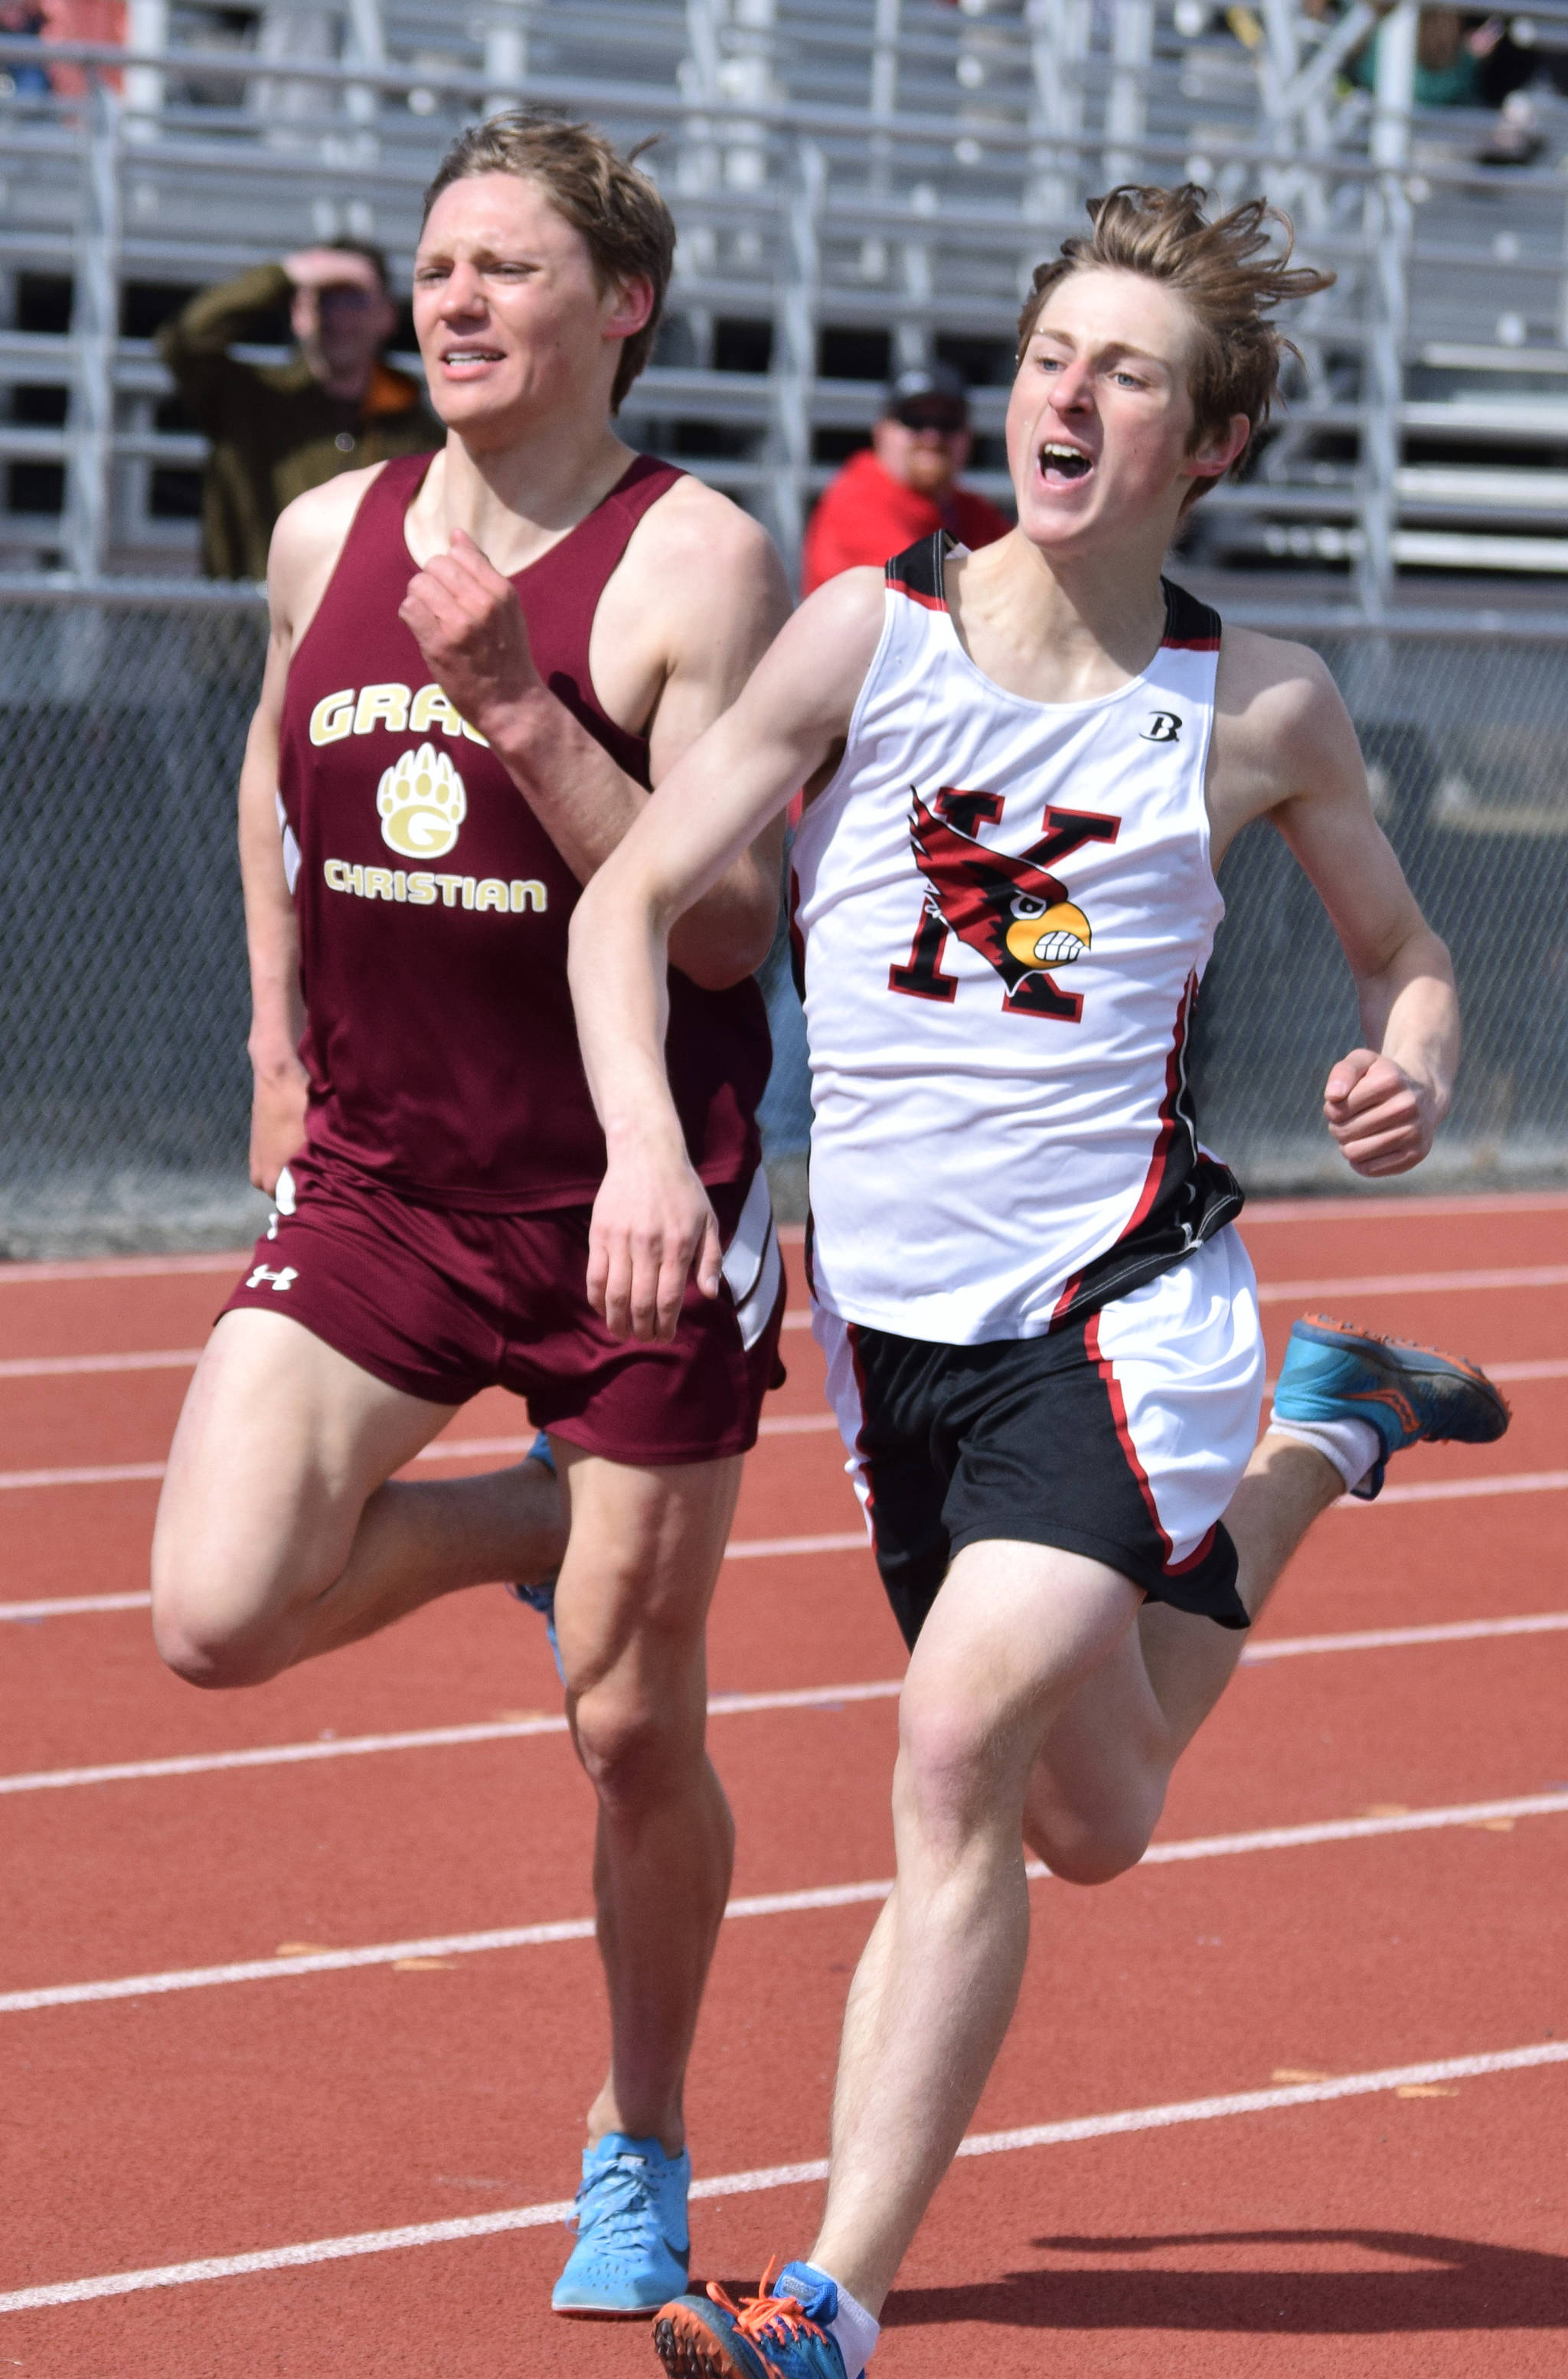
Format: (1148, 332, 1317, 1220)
(652, 2258, 851, 2377)
(506, 1431, 564, 1682)
(551, 2132, 691, 2319)
(1274, 1314, 1509, 1501)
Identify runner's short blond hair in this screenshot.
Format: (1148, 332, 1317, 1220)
(1016, 184, 1335, 502)
(423, 109, 674, 410)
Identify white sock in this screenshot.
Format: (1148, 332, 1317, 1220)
(1269, 1413, 1383, 1494)
(794, 2263, 880, 2376)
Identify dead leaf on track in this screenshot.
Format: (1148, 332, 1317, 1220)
(1272, 2067, 1333, 2083)
(495, 1708, 550, 1722)
(275, 1942, 333, 1956)
(1360, 1803, 1410, 1819)
(1395, 2084, 1459, 2099)
(393, 1956, 455, 1972)
(1465, 1816, 1515, 1831)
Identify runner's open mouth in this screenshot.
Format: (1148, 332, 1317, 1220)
(1039, 443, 1093, 483)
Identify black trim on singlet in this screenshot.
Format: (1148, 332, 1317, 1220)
(1159, 575, 1223, 651)
(887, 541, 1223, 660)
(885, 531, 954, 608)
(1048, 976, 1243, 1332)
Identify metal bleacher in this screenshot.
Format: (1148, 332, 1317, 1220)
(8, 1, 1568, 608)
(4, 2, 1568, 1247)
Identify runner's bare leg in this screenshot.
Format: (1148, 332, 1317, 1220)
(808, 1541, 1142, 2315)
(152, 1308, 564, 1685)
(550, 1444, 743, 2155)
(1022, 1432, 1341, 1871)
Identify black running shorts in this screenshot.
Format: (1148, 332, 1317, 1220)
(815, 1233, 1264, 1649)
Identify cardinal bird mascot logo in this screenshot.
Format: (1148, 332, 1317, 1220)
(888, 786, 1120, 1021)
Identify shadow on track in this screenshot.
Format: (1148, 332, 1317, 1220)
(880, 2230, 1568, 2334)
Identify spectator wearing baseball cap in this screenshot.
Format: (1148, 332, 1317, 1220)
(801, 361, 1011, 594)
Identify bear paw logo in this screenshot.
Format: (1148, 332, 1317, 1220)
(376, 742, 467, 859)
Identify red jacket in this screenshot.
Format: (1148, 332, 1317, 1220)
(802, 448, 1011, 593)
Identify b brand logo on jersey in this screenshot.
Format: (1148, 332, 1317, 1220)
(888, 787, 1119, 1023)
(1141, 710, 1183, 743)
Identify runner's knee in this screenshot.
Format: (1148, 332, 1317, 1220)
(895, 1691, 1019, 1851)
(1022, 1771, 1164, 1886)
(150, 1521, 335, 1690)
(152, 1591, 293, 1690)
(570, 1678, 702, 1815)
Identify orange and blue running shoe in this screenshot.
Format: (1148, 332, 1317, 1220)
(653, 2260, 852, 2377)
(1273, 1315, 1509, 1500)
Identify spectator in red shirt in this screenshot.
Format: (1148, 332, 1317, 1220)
(802, 362, 1011, 593)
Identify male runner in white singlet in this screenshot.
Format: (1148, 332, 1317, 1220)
(150, 115, 792, 2319)
(564, 187, 1509, 2379)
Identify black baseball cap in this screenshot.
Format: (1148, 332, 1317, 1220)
(884, 362, 969, 430)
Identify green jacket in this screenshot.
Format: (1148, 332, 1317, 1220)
(158, 263, 445, 580)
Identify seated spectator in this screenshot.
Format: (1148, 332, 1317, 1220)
(802, 362, 1011, 593)
(0, 5, 51, 97)
(38, 0, 122, 95)
(1350, 5, 1484, 107)
(158, 241, 443, 580)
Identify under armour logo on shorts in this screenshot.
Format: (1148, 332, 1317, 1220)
(246, 1263, 298, 1294)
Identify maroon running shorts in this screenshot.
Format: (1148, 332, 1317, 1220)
(220, 1150, 787, 1465)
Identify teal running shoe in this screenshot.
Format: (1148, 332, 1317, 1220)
(552, 2132, 691, 2319)
(1274, 1314, 1510, 1501)
(653, 2259, 850, 2377)
(506, 1431, 564, 1683)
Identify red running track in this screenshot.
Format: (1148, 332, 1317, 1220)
(1, 1193, 1566, 2376)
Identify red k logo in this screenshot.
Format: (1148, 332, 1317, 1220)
(889, 787, 1119, 1021)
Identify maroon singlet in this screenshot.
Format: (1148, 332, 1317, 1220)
(276, 451, 771, 1210)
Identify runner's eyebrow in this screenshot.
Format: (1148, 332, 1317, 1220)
(413, 245, 541, 273)
(1030, 329, 1169, 371)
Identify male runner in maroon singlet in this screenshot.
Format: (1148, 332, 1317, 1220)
(151, 113, 791, 2319)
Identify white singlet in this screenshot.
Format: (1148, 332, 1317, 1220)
(792, 533, 1243, 1345)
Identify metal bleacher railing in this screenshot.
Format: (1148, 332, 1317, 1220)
(2, 2, 1567, 1250)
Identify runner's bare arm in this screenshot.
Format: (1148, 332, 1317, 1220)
(1210, 629, 1459, 1178)
(399, 484, 793, 989)
(237, 618, 304, 1196)
(237, 478, 375, 1193)
(569, 570, 886, 1339)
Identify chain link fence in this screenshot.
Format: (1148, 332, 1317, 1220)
(2, 593, 1566, 1254)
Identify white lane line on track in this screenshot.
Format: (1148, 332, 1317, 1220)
(0, 1593, 1563, 1740)
(8, 1453, 1568, 1511)
(1243, 1610, 1568, 1659)
(0, 1349, 204, 1379)
(0, 1417, 843, 1494)
(1368, 1469, 1568, 1506)
(0, 1462, 167, 1491)
(0, 1252, 249, 1284)
(5, 1788, 1563, 2020)
(1256, 1264, 1568, 1302)
(12, 1338, 1568, 1393)
(4, 2037, 1563, 2313)
(0, 1677, 904, 1792)
(0, 1593, 151, 1620)
(0, 1192, 1557, 1289)
(1241, 1190, 1568, 1221)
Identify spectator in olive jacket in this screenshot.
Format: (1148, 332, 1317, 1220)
(158, 240, 443, 580)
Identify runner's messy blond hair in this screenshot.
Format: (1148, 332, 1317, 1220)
(1016, 184, 1335, 502)
(423, 109, 673, 411)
